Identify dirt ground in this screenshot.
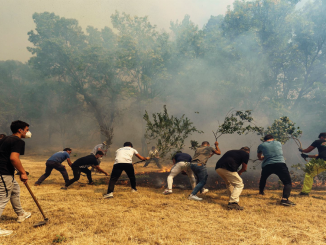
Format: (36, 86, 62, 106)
(1, 155, 326, 245)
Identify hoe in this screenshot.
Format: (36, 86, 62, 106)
(24, 182, 49, 227)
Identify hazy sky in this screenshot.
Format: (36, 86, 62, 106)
(0, 0, 236, 62)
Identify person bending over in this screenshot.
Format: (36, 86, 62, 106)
(258, 134, 295, 206)
(162, 151, 196, 195)
(299, 132, 326, 196)
(62, 151, 108, 189)
(188, 141, 221, 201)
(103, 142, 149, 198)
(143, 146, 162, 169)
(215, 147, 250, 210)
(35, 148, 72, 186)
(0, 121, 32, 237)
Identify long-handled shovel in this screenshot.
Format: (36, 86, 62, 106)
(24, 182, 49, 227)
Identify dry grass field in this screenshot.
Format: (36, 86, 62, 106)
(1, 155, 326, 245)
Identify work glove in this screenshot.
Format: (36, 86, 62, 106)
(301, 153, 309, 160)
(298, 148, 303, 152)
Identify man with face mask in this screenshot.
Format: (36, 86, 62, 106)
(0, 120, 32, 236)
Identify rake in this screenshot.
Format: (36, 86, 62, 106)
(24, 182, 49, 227)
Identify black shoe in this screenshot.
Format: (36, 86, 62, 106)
(227, 202, 244, 210)
(61, 187, 67, 190)
(281, 199, 296, 206)
(88, 182, 94, 185)
(259, 191, 265, 195)
(299, 192, 309, 196)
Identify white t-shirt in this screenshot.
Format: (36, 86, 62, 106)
(114, 147, 139, 164)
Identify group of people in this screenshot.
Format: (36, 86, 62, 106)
(1, 120, 326, 237)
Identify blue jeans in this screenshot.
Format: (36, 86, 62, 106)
(190, 163, 208, 195)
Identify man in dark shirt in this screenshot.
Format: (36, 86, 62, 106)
(62, 151, 109, 189)
(0, 120, 32, 236)
(188, 141, 221, 201)
(215, 147, 250, 210)
(162, 151, 196, 195)
(299, 132, 326, 195)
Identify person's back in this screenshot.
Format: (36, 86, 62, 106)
(174, 153, 192, 163)
(47, 151, 70, 164)
(115, 146, 138, 164)
(193, 145, 215, 165)
(215, 150, 249, 172)
(258, 141, 285, 167)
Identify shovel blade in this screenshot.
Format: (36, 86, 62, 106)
(33, 218, 49, 228)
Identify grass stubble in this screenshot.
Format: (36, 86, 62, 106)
(1, 155, 326, 245)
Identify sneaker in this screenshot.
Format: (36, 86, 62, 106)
(163, 189, 172, 195)
(299, 192, 309, 196)
(103, 193, 113, 199)
(131, 189, 138, 193)
(60, 187, 67, 190)
(201, 188, 209, 194)
(227, 202, 244, 210)
(17, 212, 31, 223)
(0, 228, 13, 236)
(34, 183, 40, 186)
(88, 182, 94, 185)
(188, 194, 203, 201)
(259, 191, 265, 195)
(281, 199, 296, 206)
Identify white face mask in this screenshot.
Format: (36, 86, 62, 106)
(99, 157, 103, 160)
(25, 131, 32, 138)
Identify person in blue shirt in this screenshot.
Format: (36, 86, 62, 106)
(35, 148, 72, 186)
(257, 135, 295, 206)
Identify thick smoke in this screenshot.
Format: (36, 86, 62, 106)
(0, 0, 325, 173)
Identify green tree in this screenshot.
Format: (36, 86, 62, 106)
(27, 12, 122, 145)
(143, 105, 203, 158)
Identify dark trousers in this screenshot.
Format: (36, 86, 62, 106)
(65, 166, 81, 187)
(107, 163, 136, 194)
(143, 158, 162, 168)
(35, 160, 69, 185)
(259, 163, 292, 199)
(80, 168, 93, 184)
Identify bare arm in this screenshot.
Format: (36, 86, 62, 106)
(257, 153, 264, 160)
(67, 158, 72, 166)
(238, 163, 248, 176)
(93, 165, 109, 176)
(10, 152, 28, 183)
(135, 153, 149, 161)
(307, 154, 318, 158)
(213, 141, 221, 155)
(302, 146, 315, 153)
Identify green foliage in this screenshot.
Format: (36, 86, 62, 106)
(259, 116, 302, 144)
(189, 140, 199, 151)
(213, 110, 263, 140)
(143, 105, 203, 158)
(52, 234, 66, 243)
(302, 159, 326, 175)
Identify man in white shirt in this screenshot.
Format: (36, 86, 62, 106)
(103, 142, 149, 198)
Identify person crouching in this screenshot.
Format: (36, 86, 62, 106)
(61, 151, 109, 190)
(215, 147, 250, 210)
